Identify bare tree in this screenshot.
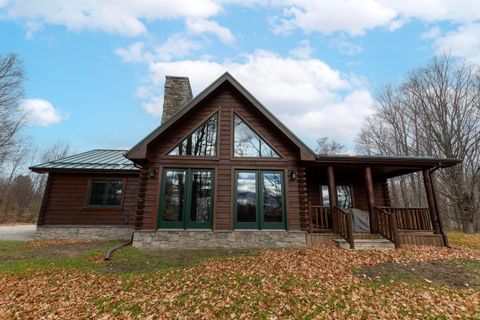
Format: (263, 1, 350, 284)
(357, 55, 480, 233)
(316, 137, 346, 155)
(0, 53, 25, 163)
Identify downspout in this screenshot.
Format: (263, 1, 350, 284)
(430, 163, 450, 248)
(104, 232, 134, 261)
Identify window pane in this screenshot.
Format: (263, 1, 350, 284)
(168, 114, 217, 156)
(236, 171, 257, 223)
(321, 185, 330, 206)
(233, 115, 280, 158)
(337, 185, 353, 209)
(262, 172, 283, 223)
(106, 181, 123, 206)
(190, 170, 212, 223)
(162, 170, 186, 222)
(89, 182, 107, 206)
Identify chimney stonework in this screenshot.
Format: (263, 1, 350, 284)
(162, 76, 193, 124)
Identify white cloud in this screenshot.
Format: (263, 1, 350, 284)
(186, 19, 235, 44)
(267, 0, 480, 36)
(329, 37, 363, 56)
(433, 23, 480, 64)
(20, 98, 64, 126)
(420, 26, 442, 40)
(115, 34, 201, 64)
(289, 39, 313, 59)
(155, 34, 202, 61)
(115, 42, 147, 63)
(1, 0, 221, 36)
(141, 50, 373, 144)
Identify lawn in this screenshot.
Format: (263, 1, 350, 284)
(0, 234, 479, 319)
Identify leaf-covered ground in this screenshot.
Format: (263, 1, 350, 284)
(1, 235, 480, 319)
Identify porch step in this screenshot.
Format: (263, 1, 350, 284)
(333, 239, 395, 250)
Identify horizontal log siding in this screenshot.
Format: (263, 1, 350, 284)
(40, 172, 138, 226)
(141, 83, 302, 230)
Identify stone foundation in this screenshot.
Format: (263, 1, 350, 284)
(132, 230, 307, 249)
(36, 226, 134, 241)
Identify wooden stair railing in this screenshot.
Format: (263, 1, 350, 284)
(374, 207, 400, 248)
(332, 206, 354, 249)
(308, 202, 332, 232)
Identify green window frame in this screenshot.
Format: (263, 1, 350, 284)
(157, 168, 214, 229)
(87, 180, 124, 208)
(234, 170, 286, 230)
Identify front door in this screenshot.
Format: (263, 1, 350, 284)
(158, 168, 214, 229)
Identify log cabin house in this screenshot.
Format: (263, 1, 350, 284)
(30, 73, 460, 249)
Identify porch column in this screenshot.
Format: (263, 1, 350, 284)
(364, 166, 376, 233)
(327, 166, 337, 230)
(422, 169, 441, 234)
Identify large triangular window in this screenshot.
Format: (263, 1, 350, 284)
(233, 114, 280, 158)
(168, 113, 217, 156)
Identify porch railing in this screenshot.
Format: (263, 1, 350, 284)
(374, 207, 400, 248)
(308, 202, 332, 232)
(376, 207, 432, 231)
(332, 206, 354, 249)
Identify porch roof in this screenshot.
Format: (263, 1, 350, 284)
(306, 155, 461, 178)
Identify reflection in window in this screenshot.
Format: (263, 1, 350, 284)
(88, 180, 124, 207)
(233, 114, 280, 158)
(190, 170, 213, 223)
(236, 171, 257, 223)
(168, 113, 217, 156)
(320, 184, 353, 209)
(262, 172, 283, 222)
(162, 170, 186, 222)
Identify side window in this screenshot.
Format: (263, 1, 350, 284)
(87, 180, 124, 207)
(320, 185, 353, 209)
(233, 114, 280, 158)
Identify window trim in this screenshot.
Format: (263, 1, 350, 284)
(231, 112, 283, 160)
(86, 179, 125, 208)
(164, 111, 219, 158)
(157, 168, 215, 229)
(234, 169, 286, 230)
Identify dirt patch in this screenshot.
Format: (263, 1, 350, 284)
(357, 259, 480, 289)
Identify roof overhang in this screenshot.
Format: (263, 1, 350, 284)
(303, 155, 461, 179)
(126, 72, 317, 161)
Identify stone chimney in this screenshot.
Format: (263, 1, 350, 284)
(162, 76, 193, 123)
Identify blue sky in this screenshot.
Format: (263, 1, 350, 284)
(1, 1, 479, 154)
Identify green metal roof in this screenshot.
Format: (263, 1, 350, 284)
(30, 149, 138, 172)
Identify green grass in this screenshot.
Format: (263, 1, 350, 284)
(0, 240, 259, 276)
(447, 231, 480, 249)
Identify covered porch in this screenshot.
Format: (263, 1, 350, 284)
(300, 156, 460, 249)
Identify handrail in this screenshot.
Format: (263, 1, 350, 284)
(374, 207, 400, 248)
(376, 207, 432, 231)
(308, 202, 332, 232)
(332, 206, 354, 249)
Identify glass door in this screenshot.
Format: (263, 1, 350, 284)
(234, 170, 285, 229)
(158, 168, 214, 229)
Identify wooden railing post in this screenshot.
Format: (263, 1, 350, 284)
(423, 169, 441, 234)
(364, 166, 376, 233)
(308, 201, 313, 233)
(327, 166, 337, 231)
(346, 212, 354, 249)
(389, 212, 400, 249)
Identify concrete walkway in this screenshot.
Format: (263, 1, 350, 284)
(0, 224, 36, 241)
